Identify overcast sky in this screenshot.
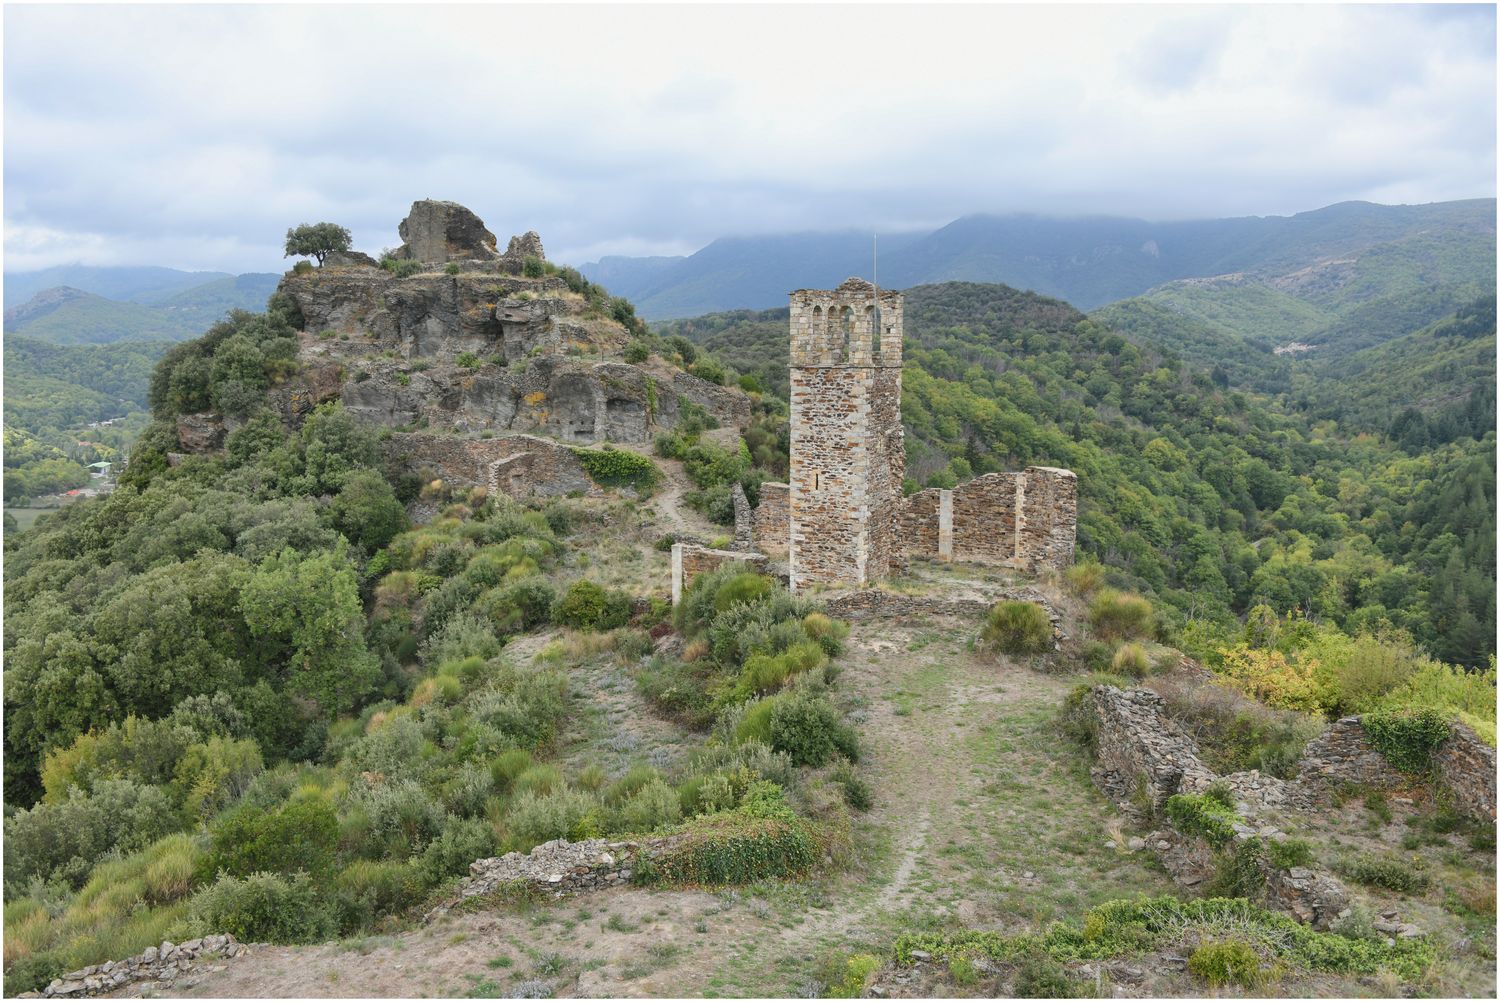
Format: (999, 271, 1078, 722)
(4, 3, 1495, 274)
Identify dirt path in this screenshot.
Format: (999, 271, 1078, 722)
(648, 459, 717, 541)
(139, 616, 1172, 999)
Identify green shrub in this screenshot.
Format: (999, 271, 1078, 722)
(1088, 590, 1154, 641)
(650, 807, 817, 886)
(569, 445, 660, 494)
(981, 601, 1053, 655)
(713, 572, 773, 612)
(1339, 854, 1431, 894)
(624, 342, 650, 364)
(831, 760, 873, 811)
(617, 779, 683, 833)
(5, 780, 181, 894)
(184, 871, 336, 944)
(455, 351, 482, 369)
(1361, 707, 1452, 773)
(1110, 643, 1150, 678)
(505, 788, 602, 849)
(332, 859, 427, 933)
(1264, 838, 1314, 870)
(445, 263, 462, 276)
(1012, 950, 1081, 997)
(1188, 939, 1265, 988)
(552, 579, 632, 631)
(417, 817, 497, 884)
(767, 691, 859, 767)
(521, 256, 545, 279)
(1164, 792, 1241, 847)
(491, 749, 534, 789)
(1063, 560, 1106, 597)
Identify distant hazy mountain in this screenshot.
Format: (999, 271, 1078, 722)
(3, 265, 237, 306)
(3, 271, 281, 345)
(584, 198, 1495, 319)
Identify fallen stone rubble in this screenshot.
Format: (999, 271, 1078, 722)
(430, 835, 685, 919)
(34, 934, 248, 998)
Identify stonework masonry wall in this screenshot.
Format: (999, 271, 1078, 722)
(892, 467, 1077, 573)
(1295, 717, 1406, 792)
(1019, 466, 1078, 570)
(951, 473, 1022, 565)
(753, 482, 789, 557)
(898, 488, 942, 558)
(384, 432, 599, 499)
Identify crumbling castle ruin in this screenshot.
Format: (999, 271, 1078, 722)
(674, 277, 1079, 598)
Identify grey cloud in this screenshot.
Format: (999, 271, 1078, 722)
(3, 4, 1494, 274)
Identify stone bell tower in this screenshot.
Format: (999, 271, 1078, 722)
(787, 277, 904, 590)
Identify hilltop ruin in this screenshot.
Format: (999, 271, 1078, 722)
(674, 278, 1078, 598)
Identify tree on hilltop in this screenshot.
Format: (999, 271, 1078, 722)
(283, 222, 352, 266)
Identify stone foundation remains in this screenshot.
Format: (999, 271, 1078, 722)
(40, 935, 247, 998)
(441, 838, 679, 909)
(1085, 686, 1350, 929)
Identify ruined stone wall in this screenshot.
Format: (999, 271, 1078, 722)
(1087, 686, 1349, 929)
(41, 936, 248, 999)
(671, 543, 771, 604)
(951, 472, 1023, 565)
(895, 466, 1077, 572)
(899, 488, 943, 558)
(1295, 717, 1407, 792)
(1298, 716, 1497, 821)
(730, 483, 754, 551)
(1434, 723, 1497, 821)
(1019, 466, 1078, 571)
(1088, 686, 1217, 811)
(383, 432, 598, 499)
(753, 482, 789, 557)
(787, 278, 903, 590)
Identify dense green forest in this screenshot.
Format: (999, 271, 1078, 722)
(4, 336, 166, 432)
(662, 282, 1496, 668)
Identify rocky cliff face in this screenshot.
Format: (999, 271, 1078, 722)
(180, 201, 750, 454)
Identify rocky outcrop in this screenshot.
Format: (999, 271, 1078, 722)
(323, 249, 381, 269)
(393, 199, 500, 263)
(40, 935, 247, 998)
(175, 411, 225, 452)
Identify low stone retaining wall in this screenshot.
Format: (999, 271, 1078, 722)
(39, 935, 247, 998)
(823, 586, 1062, 638)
